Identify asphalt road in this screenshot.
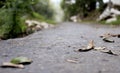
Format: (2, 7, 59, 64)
(0, 22, 120, 73)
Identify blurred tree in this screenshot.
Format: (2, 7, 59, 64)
(0, 0, 6, 8)
(32, 0, 54, 19)
(97, 0, 104, 12)
(61, 0, 104, 20)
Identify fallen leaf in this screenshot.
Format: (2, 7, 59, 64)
(94, 47, 106, 50)
(100, 33, 112, 38)
(66, 59, 77, 63)
(94, 47, 118, 56)
(103, 38, 114, 43)
(78, 40, 94, 52)
(87, 40, 94, 49)
(99, 49, 118, 56)
(78, 48, 92, 52)
(11, 56, 32, 65)
(108, 34, 120, 38)
(100, 33, 120, 39)
(1, 62, 24, 69)
(76, 39, 118, 56)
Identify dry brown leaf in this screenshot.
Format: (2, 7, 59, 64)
(100, 33, 120, 39)
(87, 40, 94, 49)
(76, 39, 118, 56)
(78, 46, 118, 56)
(100, 33, 112, 38)
(94, 47, 106, 50)
(108, 34, 120, 38)
(78, 48, 92, 52)
(94, 47, 118, 56)
(78, 40, 94, 52)
(100, 33, 118, 43)
(1, 62, 24, 69)
(66, 59, 77, 63)
(103, 38, 114, 43)
(99, 49, 118, 56)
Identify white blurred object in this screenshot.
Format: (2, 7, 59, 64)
(111, 8, 120, 15)
(98, 0, 120, 22)
(98, 7, 120, 21)
(97, 7, 111, 21)
(103, 0, 120, 5)
(25, 20, 53, 32)
(103, 0, 109, 3)
(111, 0, 120, 6)
(40, 22, 49, 29)
(106, 17, 117, 23)
(70, 16, 78, 22)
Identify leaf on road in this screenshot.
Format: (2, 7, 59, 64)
(94, 47, 106, 50)
(87, 40, 94, 49)
(77, 40, 118, 56)
(100, 33, 120, 42)
(100, 33, 114, 43)
(108, 34, 120, 38)
(78, 48, 93, 52)
(103, 38, 114, 43)
(66, 59, 77, 63)
(78, 40, 94, 52)
(99, 49, 118, 56)
(1, 62, 24, 69)
(11, 56, 32, 65)
(100, 33, 112, 38)
(94, 47, 118, 56)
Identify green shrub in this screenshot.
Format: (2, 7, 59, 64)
(0, 9, 13, 39)
(0, 8, 27, 39)
(0, 0, 30, 39)
(0, 0, 55, 39)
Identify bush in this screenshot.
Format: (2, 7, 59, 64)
(0, 8, 27, 39)
(0, 0, 55, 39)
(32, 0, 54, 19)
(0, 0, 32, 39)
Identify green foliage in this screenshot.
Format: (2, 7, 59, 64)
(31, 0, 56, 24)
(110, 16, 120, 25)
(0, 8, 14, 39)
(97, 0, 105, 12)
(108, 16, 120, 25)
(100, 16, 120, 25)
(32, 12, 46, 21)
(0, 0, 33, 39)
(11, 56, 32, 64)
(75, 0, 97, 17)
(61, 0, 77, 20)
(0, 0, 55, 39)
(32, 0, 54, 19)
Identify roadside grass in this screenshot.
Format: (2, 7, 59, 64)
(99, 16, 120, 25)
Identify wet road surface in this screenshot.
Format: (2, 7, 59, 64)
(0, 22, 120, 73)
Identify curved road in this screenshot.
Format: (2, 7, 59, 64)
(0, 22, 120, 73)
